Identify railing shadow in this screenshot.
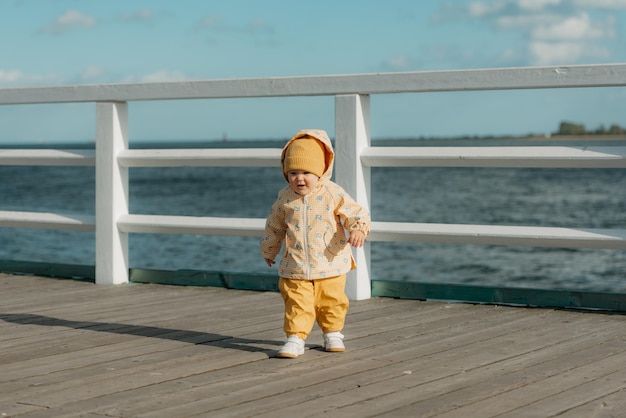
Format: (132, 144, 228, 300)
(0, 313, 288, 356)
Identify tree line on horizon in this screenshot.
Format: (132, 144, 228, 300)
(557, 121, 626, 136)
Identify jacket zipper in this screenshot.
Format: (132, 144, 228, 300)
(302, 195, 310, 279)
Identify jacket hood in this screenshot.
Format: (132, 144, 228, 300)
(281, 129, 334, 182)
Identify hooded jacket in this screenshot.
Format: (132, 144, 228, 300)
(260, 129, 370, 280)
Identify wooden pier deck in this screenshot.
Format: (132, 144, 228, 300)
(1, 273, 625, 417)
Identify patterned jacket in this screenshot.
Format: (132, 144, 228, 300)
(260, 129, 370, 280)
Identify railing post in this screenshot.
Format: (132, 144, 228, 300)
(335, 94, 372, 300)
(95, 102, 129, 285)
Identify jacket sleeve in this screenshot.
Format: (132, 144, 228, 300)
(332, 184, 371, 236)
(260, 198, 287, 260)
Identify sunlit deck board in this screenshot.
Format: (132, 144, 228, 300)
(1, 273, 625, 417)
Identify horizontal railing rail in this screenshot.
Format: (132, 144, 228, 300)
(0, 211, 95, 231)
(361, 146, 626, 168)
(0, 149, 95, 166)
(2, 211, 624, 251)
(117, 148, 281, 167)
(2, 64, 626, 104)
(1, 63, 625, 301)
(3, 145, 626, 168)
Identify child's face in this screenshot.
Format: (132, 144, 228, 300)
(287, 171, 320, 195)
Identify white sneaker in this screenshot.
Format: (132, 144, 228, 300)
(277, 335, 305, 358)
(323, 332, 345, 352)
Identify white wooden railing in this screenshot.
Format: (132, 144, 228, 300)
(1, 64, 626, 300)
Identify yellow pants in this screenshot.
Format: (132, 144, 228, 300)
(278, 275, 349, 340)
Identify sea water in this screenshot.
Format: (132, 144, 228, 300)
(1, 139, 624, 292)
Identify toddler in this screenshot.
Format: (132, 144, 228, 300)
(260, 129, 370, 358)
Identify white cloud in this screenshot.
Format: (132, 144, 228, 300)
(498, 47, 523, 62)
(81, 65, 107, 81)
(40, 10, 96, 35)
(530, 41, 583, 65)
(118, 9, 154, 22)
(0, 69, 60, 86)
(468, 1, 506, 18)
(0, 69, 23, 83)
(532, 13, 615, 40)
(246, 19, 274, 35)
(197, 15, 274, 40)
(139, 70, 188, 83)
(384, 55, 410, 70)
(466, 0, 561, 18)
(572, 0, 626, 8)
(440, 0, 622, 66)
(198, 15, 223, 30)
(495, 13, 561, 30)
(530, 40, 611, 65)
(516, 0, 562, 12)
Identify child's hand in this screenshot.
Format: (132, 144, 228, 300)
(265, 258, 275, 267)
(348, 230, 366, 248)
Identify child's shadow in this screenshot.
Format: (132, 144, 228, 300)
(0, 312, 283, 356)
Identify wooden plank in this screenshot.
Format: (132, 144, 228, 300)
(231, 312, 623, 417)
(2, 274, 626, 418)
(1, 300, 460, 416)
(357, 329, 626, 417)
(0, 289, 279, 363)
(478, 355, 626, 418)
(557, 387, 626, 417)
(143, 312, 620, 413)
(108, 309, 545, 416)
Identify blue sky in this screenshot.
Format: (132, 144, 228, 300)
(1, 0, 625, 144)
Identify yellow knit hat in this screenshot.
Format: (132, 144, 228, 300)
(283, 138, 326, 178)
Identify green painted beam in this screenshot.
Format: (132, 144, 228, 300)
(0, 260, 95, 281)
(371, 280, 626, 312)
(129, 268, 279, 292)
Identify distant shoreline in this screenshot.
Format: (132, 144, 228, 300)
(382, 134, 626, 142)
(1, 134, 625, 149)
(517, 134, 626, 141)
